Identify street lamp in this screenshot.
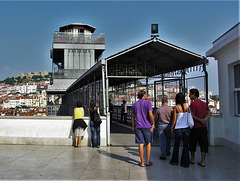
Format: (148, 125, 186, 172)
(151, 24, 159, 38)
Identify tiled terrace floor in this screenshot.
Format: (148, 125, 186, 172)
(0, 122, 239, 180)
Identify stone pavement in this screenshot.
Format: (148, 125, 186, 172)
(0, 121, 239, 180)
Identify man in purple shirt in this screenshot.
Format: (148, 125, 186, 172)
(132, 90, 155, 167)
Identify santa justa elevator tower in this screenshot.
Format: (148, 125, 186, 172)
(47, 23, 105, 115)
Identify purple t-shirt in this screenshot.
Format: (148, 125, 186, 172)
(131, 99, 153, 128)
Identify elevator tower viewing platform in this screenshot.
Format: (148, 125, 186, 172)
(47, 23, 105, 115)
(48, 23, 105, 92)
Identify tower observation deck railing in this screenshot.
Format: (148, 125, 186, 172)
(52, 69, 88, 79)
(53, 32, 105, 44)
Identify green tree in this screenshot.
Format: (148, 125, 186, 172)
(44, 74, 50, 79)
(32, 75, 43, 80)
(211, 95, 219, 101)
(16, 76, 21, 83)
(4, 77, 16, 85)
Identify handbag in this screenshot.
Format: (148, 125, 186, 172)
(187, 106, 194, 129)
(94, 109, 102, 125)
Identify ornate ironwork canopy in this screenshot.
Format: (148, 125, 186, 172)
(105, 37, 207, 86)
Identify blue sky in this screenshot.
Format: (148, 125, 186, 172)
(0, 0, 239, 94)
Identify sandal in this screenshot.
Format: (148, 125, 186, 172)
(146, 162, 153, 166)
(197, 162, 205, 167)
(138, 163, 145, 167)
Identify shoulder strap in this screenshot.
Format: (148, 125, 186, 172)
(175, 105, 180, 113)
(187, 104, 191, 113)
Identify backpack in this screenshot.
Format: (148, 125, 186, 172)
(94, 109, 102, 125)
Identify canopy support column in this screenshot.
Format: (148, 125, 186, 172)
(105, 59, 111, 146)
(154, 81, 157, 112)
(203, 58, 209, 104)
(93, 74, 96, 102)
(101, 62, 106, 115)
(182, 69, 186, 94)
(161, 73, 164, 97)
(146, 78, 149, 95)
(134, 80, 137, 102)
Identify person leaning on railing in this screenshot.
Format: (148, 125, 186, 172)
(72, 102, 87, 148)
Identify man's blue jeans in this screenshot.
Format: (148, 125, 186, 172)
(158, 124, 171, 157)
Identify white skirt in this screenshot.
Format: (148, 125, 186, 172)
(74, 128, 85, 137)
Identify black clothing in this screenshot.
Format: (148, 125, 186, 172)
(72, 119, 87, 132)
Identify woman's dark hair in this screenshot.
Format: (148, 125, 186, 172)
(89, 100, 96, 112)
(76, 101, 82, 107)
(138, 90, 146, 99)
(175, 92, 186, 110)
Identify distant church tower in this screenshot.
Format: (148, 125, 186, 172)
(47, 23, 105, 115)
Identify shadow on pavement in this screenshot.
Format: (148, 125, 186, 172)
(97, 150, 139, 166)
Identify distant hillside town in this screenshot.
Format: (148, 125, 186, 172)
(109, 84, 220, 115)
(0, 71, 51, 85)
(0, 71, 50, 116)
(0, 71, 219, 116)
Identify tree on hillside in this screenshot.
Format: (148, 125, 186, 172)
(4, 77, 16, 85)
(2, 71, 51, 84)
(16, 76, 22, 83)
(32, 75, 43, 80)
(21, 76, 29, 83)
(44, 74, 51, 79)
(211, 95, 219, 101)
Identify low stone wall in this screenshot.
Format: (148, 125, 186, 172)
(0, 116, 107, 146)
(209, 115, 240, 154)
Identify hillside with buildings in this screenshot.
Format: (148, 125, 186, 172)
(0, 71, 50, 116)
(109, 84, 220, 115)
(0, 78, 220, 117)
(0, 71, 51, 85)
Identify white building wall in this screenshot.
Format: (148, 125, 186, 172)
(62, 48, 95, 70)
(0, 117, 107, 146)
(68, 50, 73, 69)
(84, 29, 92, 35)
(206, 23, 240, 153)
(3, 101, 10, 109)
(40, 91, 47, 107)
(85, 50, 90, 69)
(64, 49, 69, 69)
(10, 99, 20, 108)
(90, 49, 95, 66)
(74, 50, 80, 69)
(15, 84, 37, 94)
(216, 41, 240, 145)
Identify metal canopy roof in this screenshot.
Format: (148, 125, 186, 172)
(106, 38, 206, 74)
(105, 38, 207, 86)
(67, 37, 207, 91)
